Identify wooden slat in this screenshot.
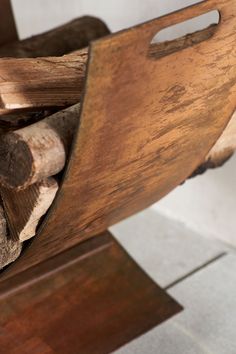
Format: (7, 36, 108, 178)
(0, 0, 18, 46)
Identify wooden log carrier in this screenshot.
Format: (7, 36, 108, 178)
(0, 0, 235, 353)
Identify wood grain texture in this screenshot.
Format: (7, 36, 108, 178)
(0, 16, 109, 131)
(0, 49, 87, 115)
(0, 105, 80, 189)
(1, 0, 236, 280)
(0, 204, 21, 269)
(1, 178, 58, 241)
(0, 231, 182, 353)
(0, 0, 18, 46)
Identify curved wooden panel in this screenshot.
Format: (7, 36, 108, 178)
(2, 0, 236, 279)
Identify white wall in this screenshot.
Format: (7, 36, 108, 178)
(11, 0, 236, 245)
(12, 0, 213, 39)
(153, 155, 236, 246)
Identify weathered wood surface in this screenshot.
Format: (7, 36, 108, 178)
(0, 26, 216, 115)
(0, 49, 87, 115)
(0, 104, 80, 189)
(1, 0, 235, 280)
(0, 17, 109, 131)
(0, 0, 18, 47)
(1, 178, 58, 241)
(0, 205, 21, 269)
(0, 231, 182, 353)
(0, 16, 109, 58)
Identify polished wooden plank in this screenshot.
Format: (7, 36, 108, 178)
(0, 231, 182, 353)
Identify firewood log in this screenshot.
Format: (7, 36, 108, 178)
(0, 15, 108, 130)
(0, 104, 80, 189)
(1, 178, 59, 241)
(0, 16, 109, 58)
(0, 49, 87, 116)
(0, 204, 21, 269)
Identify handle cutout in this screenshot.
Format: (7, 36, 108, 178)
(148, 10, 220, 60)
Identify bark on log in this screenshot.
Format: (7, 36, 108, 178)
(0, 16, 109, 130)
(1, 178, 59, 241)
(0, 204, 21, 269)
(0, 49, 87, 116)
(0, 16, 109, 58)
(0, 104, 80, 189)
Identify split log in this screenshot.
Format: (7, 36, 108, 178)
(0, 48, 87, 116)
(0, 16, 109, 58)
(0, 16, 109, 131)
(0, 26, 215, 116)
(1, 178, 59, 241)
(0, 204, 21, 269)
(0, 104, 80, 189)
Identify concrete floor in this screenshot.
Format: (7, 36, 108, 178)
(111, 209, 236, 354)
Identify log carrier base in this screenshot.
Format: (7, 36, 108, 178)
(0, 231, 182, 354)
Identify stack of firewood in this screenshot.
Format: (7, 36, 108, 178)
(0, 16, 109, 269)
(0, 18, 235, 270)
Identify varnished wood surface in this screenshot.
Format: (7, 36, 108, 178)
(0, 0, 18, 46)
(0, 232, 182, 353)
(2, 0, 235, 281)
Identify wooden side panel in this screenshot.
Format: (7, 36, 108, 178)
(0, 0, 18, 46)
(0, 232, 182, 353)
(2, 0, 236, 279)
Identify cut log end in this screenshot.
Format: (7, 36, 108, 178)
(0, 132, 34, 190)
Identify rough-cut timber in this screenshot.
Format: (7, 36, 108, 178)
(0, 48, 87, 115)
(2, 0, 234, 279)
(1, 178, 58, 241)
(0, 104, 80, 189)
(0, 205, 21, 269)
(0, 17, 109, 131)
(0, 16, 109, 58)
